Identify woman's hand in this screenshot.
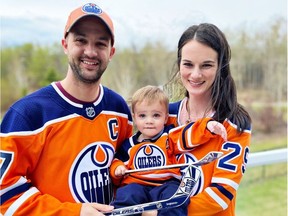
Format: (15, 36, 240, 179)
(207, 121, 227, 141)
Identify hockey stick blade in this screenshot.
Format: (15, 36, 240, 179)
(125, 151, 223, 174)
(105, 165, 201, 216)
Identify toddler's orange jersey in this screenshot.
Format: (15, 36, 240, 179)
(168, 100, 251, 216)
(110, 119, 221, 187)
(110, 126, 181, 187)
(0, 83, 133, 215)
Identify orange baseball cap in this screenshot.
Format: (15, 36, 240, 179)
(64, 3, 114, 45)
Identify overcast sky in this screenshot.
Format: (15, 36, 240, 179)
(1, 0, 287, 49)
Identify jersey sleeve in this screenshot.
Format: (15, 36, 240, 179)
(169, 118, 220, 154)
(187, 120, 251, 215)
(110, 138, 131, 186)
(110, 159, 126, 186)
(0, 112, 82, 215)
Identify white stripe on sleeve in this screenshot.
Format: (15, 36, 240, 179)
(205, 187, 228, 210)
(212, 177, 239, 190)
(5, 187, 39, 215)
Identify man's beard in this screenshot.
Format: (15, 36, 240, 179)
(69, 60, 106, 84)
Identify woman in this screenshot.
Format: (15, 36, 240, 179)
(166, 23, 252, 216)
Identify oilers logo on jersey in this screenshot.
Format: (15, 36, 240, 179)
(133, 144, 166, 169)
(69, 142, 115, 204)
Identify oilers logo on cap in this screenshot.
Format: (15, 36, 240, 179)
(82, 3, 103, 14)
(134, 144, 166, 169)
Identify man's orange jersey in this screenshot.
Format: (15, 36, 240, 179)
(167, 100, 251, 216)
(0, 82, 133, 215)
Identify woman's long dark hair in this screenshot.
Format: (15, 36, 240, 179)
(171, 23, 251, 132)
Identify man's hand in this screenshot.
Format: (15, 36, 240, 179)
(80, 203, 114, 216)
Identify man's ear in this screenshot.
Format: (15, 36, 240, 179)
(61, 38, 68, 54)
(109, 47, 116, 61)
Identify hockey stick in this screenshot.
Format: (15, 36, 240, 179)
(125, 151, 223, 174)
(105, 165, 201, 216)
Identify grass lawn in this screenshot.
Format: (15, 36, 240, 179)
(250, 131, 287, 152)
(236, 163, 287, 216)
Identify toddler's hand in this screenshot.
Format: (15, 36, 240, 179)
(115, 165, 128, 177)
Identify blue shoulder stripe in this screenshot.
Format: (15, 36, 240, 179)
(169, 101, 181, 115)
(211, 183, 234, 200)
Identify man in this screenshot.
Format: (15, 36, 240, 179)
(0, 3, 133, 215)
